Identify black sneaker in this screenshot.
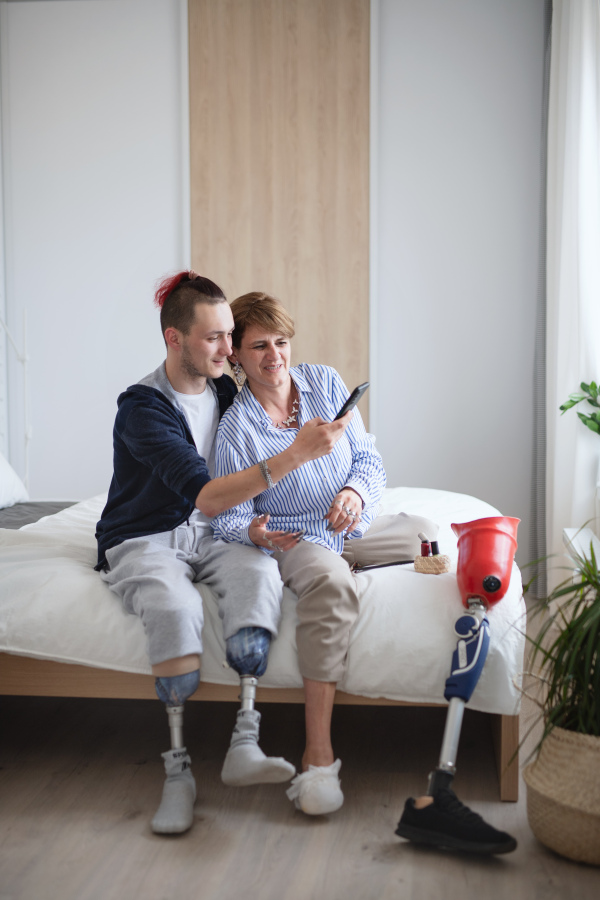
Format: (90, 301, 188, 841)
(395, 789, 517, 855)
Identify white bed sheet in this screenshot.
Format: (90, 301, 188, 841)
(0, 487, 526, 715)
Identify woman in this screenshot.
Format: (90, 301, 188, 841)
(213, 292, 437, 816)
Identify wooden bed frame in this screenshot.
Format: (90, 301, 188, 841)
(0, 651, 519, 802)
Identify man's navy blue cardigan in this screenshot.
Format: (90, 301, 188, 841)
(95, 374, 237, 569)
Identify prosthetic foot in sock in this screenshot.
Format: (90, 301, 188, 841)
(151, 738, 196, 835)
(152, 672, 199, 835)
(222, 707, 296, 786)
(221, 635, 295, 786)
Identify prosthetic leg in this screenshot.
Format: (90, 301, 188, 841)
(396, 516, 520, 854)
(152, 670, 200, 835)
(221, 627, 296, 786)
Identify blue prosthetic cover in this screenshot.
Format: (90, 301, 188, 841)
(226, 627, 271, 678)
(443, 614, 490, 704)
(155, 670, 200, 706)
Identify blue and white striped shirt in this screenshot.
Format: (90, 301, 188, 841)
(212, 364, 386, 554)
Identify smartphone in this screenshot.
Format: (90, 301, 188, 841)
(333, 382, 370, 420)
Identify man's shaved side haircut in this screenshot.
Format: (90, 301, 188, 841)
(155, 271, 227, 337)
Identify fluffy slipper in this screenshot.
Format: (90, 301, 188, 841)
(286, 759, 344, 815)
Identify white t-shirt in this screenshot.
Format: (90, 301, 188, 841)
(173, 385, 219, 535)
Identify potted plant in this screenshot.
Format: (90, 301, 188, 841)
(523, 380, 600, 865)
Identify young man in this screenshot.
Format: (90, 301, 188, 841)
(95, 271, 350, 835)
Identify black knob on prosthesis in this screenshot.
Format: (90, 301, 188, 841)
(482, 575, 501, 593)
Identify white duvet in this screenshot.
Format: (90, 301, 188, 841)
(0, 487, 526, 715)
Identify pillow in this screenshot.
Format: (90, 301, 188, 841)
(0, 451, 29, 508)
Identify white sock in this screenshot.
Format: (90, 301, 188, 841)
(151, 748, 196, 834)
(221, 709, 296, 786)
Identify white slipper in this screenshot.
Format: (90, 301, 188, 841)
(286, 759, 344, 815)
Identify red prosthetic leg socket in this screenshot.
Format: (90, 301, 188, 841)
(451, 516, 520, 609)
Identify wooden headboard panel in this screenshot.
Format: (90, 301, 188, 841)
(189, 0, 370, 419)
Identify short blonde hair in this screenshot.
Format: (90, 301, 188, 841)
(230, 292, 295, 348)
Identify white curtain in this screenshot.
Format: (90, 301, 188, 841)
(547, 0, 600, 565)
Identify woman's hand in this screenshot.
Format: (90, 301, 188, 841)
(248, 513, 304, 552)
(324, 487, 363, 535)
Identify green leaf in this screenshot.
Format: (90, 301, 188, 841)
(560, 399, 579, 413)
(579, 413, 600, 434)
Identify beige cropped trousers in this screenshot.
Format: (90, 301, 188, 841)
(274, 512, 438, 683)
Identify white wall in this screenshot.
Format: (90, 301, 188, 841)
(372, 0, 546, 565)
(1, 0, 546, 570)
(1, 0, 188, 498)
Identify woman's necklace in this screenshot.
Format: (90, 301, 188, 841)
(274, 394, 299, 429)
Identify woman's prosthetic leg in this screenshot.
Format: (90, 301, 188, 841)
(151, 670, 200, 834)
(221, 626, 296, 786)
(396, 517, 520, 854)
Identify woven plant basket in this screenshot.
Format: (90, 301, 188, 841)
(524, 726, 600, 865)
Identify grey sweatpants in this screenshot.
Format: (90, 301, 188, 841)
(101, 522, 282, 666)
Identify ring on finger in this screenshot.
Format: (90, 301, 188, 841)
(265, 538, 275, 549)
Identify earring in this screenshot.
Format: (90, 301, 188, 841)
(232, 361, 245, 387)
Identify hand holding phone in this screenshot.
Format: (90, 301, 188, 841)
(334, 382, 369, 421)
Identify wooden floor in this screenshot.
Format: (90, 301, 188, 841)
(1, 695, 598, 900)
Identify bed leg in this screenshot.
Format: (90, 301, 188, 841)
(491, 713, 519, 802)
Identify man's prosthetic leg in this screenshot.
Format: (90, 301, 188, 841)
(152, 669, 200, 835)
(221, 626, 296, 786)
(396, 516, 520, 854)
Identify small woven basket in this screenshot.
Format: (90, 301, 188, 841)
(524, 726, 600, 865)
(413, 554, 451, 575)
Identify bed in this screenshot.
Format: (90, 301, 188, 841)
(0, 478, 526, 801)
